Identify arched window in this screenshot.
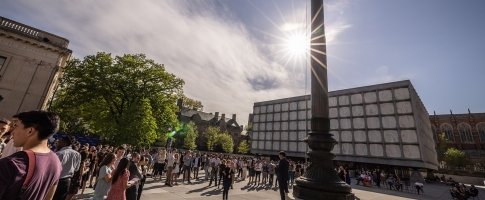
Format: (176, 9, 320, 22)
(458, 123, 473, 143)
(477, 123, 485, 143)
(440, 123, 454, 142)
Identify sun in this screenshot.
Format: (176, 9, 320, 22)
(284, 32, 309, 57)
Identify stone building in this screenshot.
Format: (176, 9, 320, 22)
(430, 111, 485, 161)
(0, 17, 71, 117)
(177, 100, 246, 152)
(249, 80, 438, 170)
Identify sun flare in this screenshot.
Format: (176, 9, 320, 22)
(284, 33, 309, 57)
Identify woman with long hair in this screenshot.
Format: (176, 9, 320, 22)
(93, 153, 116, 200)
(106, 158, 132, 200)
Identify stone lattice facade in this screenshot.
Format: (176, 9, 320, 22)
(249, 80, 438, 170)
(430, 111, 485, 160)
(0, 17, 71, 118)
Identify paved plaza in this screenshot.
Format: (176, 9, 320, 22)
(77, 172, 485, 200)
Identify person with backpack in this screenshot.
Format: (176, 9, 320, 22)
(0, 111, 62, 200)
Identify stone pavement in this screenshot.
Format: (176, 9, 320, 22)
(77, 173, 485, 200)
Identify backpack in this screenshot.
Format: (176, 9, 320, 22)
(19, 150, 36, 199)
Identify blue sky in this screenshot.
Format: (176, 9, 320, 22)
(1, 0, 484, 125)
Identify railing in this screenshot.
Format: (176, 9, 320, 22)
(0, 17, 69, 49)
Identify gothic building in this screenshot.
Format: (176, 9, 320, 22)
(430, 111, 485, 160)
(177, 99, 247, 152)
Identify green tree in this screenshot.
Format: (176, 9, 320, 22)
(436, 132, 448, 163)
(183, 122, 198, 150)
(181, 95, 204, 111)
(217, 133, 234, 153)
(237, 140, 250, 154)
(444, 148, 469, 168)
(51, 52, 184, 145)
(203, 126, 220, 151)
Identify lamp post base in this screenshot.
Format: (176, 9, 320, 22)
(293, 184, 355, 200)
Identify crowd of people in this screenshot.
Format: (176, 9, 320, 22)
(445, 177, 479, 200)
(0, 111, 304, 200)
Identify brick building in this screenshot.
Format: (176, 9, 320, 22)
(0, 17, 71, 117)
(177, 99, 247, 152)
(430, 111, 485, 160)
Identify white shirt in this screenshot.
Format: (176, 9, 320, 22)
(0, 139, 22, 158)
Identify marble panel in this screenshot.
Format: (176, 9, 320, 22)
(274, 104, 281, 112)
(272, 142, 280, 150)
(282, 103, 289, 111)
(351, 93, 363, 104)
(289, 142, 297, 152)
(307, 100, 312, 109)
(290, 111, 298, 120)
(274, 113, 281, 121)
(266, 113, 273, 121)
(254, 106, 260, 114)
(298, 131, 307, 141)
(341, 131, 353, 142)
(401, 130, 418, 143)
(403, 145, 421, 159)
(281, 132, 289, 140)
(354, 131, 367, 142)
(340, 107, 351, 117)
(258, 141, 264, 149)
(289, 121, 297, 130)
(385, 145, 402, 158)
(382, 116, 397, 128)
(290, 102, 298, 111)
(367, 117, 380, 129)
(281, 122, 288, 130)
(341, 143, 354, 155)
(298, 121, 306, 130)
(261, 106, 267, 113)
(274, 122, 280, 130)
(330, 108, 339, 118)
(397, 101, 413, 114)
(252, 132, 258, 140)
(339, 96, 350, 106)
(380, 103, 395, 115)
(298, 110, 307, 120)
(265, 141, 272, 150)
(353, 118, 365, 129)
(289, 132, 297, 141)
(253, 115, 260, 123)
(259, 132, 266, 141)
(281, 142, 288, 151)
(399, 115, 415, 128)
(368, 131, 382, 142)
(366, 104, 379, 116)
(260, 114, 266, 122)
(355, 144, 368, 156)
(253, 123, 259, 131)
(384, 130, 399, 143)
(330, 119, 339, 130)
(307, 110, 312, 119)
(364, 92, 377, 103)
(394, 88, 410, 100)
(379, 90, 393, 102)
(352, 106, 364, 117)
(252, 141, 258, 149)
(282, 112, 288, 121)
(329, 97, 338, 107)
(370, 144, 384, 157)
(260, 123, 266, 131)
(267, 105, 274, 113)
(298, 142, 307, 153)
(298, 101, 308, 110)
(340, 118, 352, 129)
(266, 122, 273, 131)
(273, 132, 280, 140)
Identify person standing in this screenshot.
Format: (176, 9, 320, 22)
(165, 150, 174, 186)
(93, 153, 116, 200)
(53, 135, 82, 200)
(126, 153, 142, 200)
(0, 111, 62, 200)
(106, 158, 132, 200)
(182, 151, 193, 184)
(277, 151, 289, 200)
(222, 160, 234, 200)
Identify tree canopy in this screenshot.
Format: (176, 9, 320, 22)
(237, 140, 249, 154)
(183, 122, 198, 150)
(51, 52, 184, 146)
(181, 95, 203, 111)
(444, 148, 469, 168)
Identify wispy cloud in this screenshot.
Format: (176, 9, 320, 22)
(1, 0, 356, 126)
